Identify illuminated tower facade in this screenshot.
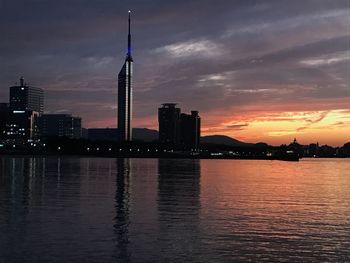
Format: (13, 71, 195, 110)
(118, 11, 133, 141)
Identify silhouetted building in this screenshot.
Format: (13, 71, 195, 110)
(38, 114, 82, 139)
(9, 77, 44, 114)
(180, 111, 201, 150)
(340, 142, 350, 156)
(318, 145, 336, 157)
(308, 143, 319, 157)
(118, 11, 133, 141)
(288, 138, 304, 157)
(81, 128, 88, 139)
(0, 103, 9, 139)
(158, 104, 201, 150)
(6, 110, 39, 140)
(158, 103, 181, 146)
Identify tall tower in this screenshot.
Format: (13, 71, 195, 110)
(118, 11, 133, 141)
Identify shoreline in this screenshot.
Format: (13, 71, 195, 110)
(1, 150, 348, 161)
(0, 151, 301, 161)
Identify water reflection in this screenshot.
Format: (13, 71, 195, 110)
(0, 158, 45, 261)
(157, 159, 201, 261)
(114, 158, 131, 262)
(0, 157, 86, 262)
(0, 157, 349, 262)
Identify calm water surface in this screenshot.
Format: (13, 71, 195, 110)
(0, 157, 349, 262)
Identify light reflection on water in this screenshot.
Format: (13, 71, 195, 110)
(0, 157, 349, 262)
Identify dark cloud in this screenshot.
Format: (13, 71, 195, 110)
(226, 123, 250, 130)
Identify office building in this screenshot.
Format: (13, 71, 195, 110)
(180, 111, 201, 150)
(6, 110, 39, 140)
(118, 11, 133, 141)
(38, 114, 82, 139)
(158, 103, 181, 146)
(9, 77, 44, 114)
(5, 77, 43, 141)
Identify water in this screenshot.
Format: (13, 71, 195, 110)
(0, 157, 349, 262)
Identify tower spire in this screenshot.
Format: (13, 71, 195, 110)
(127, 10, 132, 59)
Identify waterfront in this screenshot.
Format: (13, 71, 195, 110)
(0, 157, 349, 262)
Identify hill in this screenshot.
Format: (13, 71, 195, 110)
(86, 128, 260, 147)
(133, 128, 158, 142)
(200, 135, 252, 147)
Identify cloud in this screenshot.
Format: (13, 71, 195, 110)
(152, 39, 221, 58)
(300, 51, 350, 66)
(267, 130, 304, 137)
(225, 123, 249, 130)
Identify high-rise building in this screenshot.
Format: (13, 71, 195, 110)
(158, 104, 201, 150)
(180, 111, 201, 151)
(118, 11, 133, 141)
(158, 103, 181, 146)
(38, 114, 82, 139)
(6, 77, 43, 141)
(9, 77, 44, 114)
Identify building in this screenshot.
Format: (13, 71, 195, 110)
(180, 111, 201, 150)
(5, 77, 44, 141)
(118, 11, 133, 141)
(9, 77, 44, 114)
(158, 103, 181, 146)
(38, 114, 82, 139)
(158, 103, 201, 150)
(0, 103, 9, 139)
(308, 143, 319, 157)
(6, 110, 39, 141)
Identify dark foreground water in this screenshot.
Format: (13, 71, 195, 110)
(0, 157, 349, 262)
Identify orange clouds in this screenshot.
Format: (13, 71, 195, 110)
(201, 108, 350, 146)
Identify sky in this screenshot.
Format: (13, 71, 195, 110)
(0, 0, 349, 146)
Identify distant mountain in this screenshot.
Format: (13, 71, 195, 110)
(134, 131, 255, 146)
(87, 128, 263, 147)
(254, 142, 269, 148)
(133, 128, 158, 142)
(86, 128, 159, 142)
(200, 135, 252, 147)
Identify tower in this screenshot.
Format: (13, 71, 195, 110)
(118, 11, 133, 141)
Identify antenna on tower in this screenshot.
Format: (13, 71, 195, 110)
(127, 10, 132, 60)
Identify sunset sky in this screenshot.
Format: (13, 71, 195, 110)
(0, 0, 349, 146)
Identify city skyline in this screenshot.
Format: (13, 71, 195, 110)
(0, 1, 349, 146)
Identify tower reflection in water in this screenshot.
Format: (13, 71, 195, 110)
(114, 158, 131, 262)
(157, 159, 201, 261)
